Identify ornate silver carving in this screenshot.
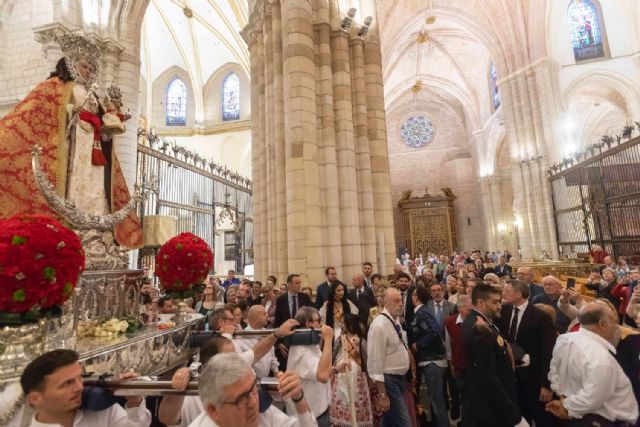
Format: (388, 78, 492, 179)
(80, 230, 129, 271)
(31, 146, 142, 231)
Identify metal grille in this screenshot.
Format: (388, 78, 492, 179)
(549, 135, 640, 261)
(135, 131, 253, 274)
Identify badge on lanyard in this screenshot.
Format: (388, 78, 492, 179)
(497, 335, 505, 347)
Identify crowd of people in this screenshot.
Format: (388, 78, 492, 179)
(10, 252, 640, 427)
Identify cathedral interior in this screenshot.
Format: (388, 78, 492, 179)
(0, 0, 639, 285)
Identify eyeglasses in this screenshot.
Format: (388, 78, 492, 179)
(221, 376, 260, 408)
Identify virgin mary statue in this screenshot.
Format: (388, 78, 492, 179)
(0, 33, 142, 248)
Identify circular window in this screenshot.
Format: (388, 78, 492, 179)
(400, 116, 434, 148)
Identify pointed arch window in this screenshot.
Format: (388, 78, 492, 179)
(166, 78, 187, 126)
(568, 0, 607, 62)
(222, 73, 240, 121)
(489, 62, 501, 112)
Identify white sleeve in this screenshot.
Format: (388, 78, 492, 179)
(366, 320, 387, 382)
(241, 349, 255, 366)
(107, 401, 152, 427)
(262, 405, 318, 427)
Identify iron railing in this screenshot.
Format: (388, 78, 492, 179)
(549, 124, 640, 262)
(135, 129, 253, 273)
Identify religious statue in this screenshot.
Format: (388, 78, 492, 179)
(0, 32, 142, 252)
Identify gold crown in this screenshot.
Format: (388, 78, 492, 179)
(56, 32, 101, 68)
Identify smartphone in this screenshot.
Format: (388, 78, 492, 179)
(566, 278, 576, 289)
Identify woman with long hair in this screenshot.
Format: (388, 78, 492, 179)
(194, 282, 217, 318)
(319, 281, 358, 342)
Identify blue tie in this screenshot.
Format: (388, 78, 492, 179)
(435, 303, 442, 325)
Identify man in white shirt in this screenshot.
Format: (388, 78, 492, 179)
(234, 305, 280, 377)
(546, 301, 639, 425)
(189, 352, 317, 427)
(159, 319, 299, 427)
(367, 287, 411, 427)
(18, 349, 150, 427)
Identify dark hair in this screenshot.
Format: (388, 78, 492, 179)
(326, 281, 351, 329)
(414, 285, 430, 305)
(430, 282, 444, 291)
(370, 273, 383, 283)
(325, 266, 336, 276)
(228, 270, 236, 274)
(505, 279, 529, 299)
(208, 308, 232, 331)
(158, 296, 172, 307)
(286, 274, 300, 284)
(267, 275, 277, 284)
(48, 57, 73, 82)
(471, 283, 501, 305)
(200, 336, 233, 364)
(415, 276, 431, 288)
(21, 349, 79, 395)
(343, 313, 363, 337)
(363, 262, 373, 268)
(253, 281, 262, 288)
(396, 272, 411, 282)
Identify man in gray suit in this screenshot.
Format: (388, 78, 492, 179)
(427, 282, 453, 334)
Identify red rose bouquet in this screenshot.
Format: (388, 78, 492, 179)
(155, 232, 213, 298)
(0, 214, 85, 323)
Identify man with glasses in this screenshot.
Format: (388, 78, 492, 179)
(189, 352, 317, 427)
(516, 267, 544, 301)
(367, 287, 411, 427)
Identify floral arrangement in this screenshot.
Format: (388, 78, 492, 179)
(0, 214, 85, 324)
(155, 232, 213, 298)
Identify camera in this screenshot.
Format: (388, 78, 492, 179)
(283, 328, 321, 346)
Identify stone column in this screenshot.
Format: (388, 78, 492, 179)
(33, 25, 66, 73)
(243, 0, 396, 285)
(500, 58, 562, 260)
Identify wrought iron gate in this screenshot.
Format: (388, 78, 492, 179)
(135, 129, 253, 273)
(549, 131, 640, 262)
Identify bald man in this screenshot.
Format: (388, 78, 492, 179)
(516, 267, 544, 300)
(546, 302, 638, 424)
(233, 305, 281, 377)
(348, 272, 376, 329)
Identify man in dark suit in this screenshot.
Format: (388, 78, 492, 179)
(315, 266, 338, 309)
(498, 280, 557, 426)
(274, 273, 313, 327)
(348, 272, 376, 329)
(516, 267, 544, 301)
(362, 261, 374, 288)
(494, 256, 513, 278)
(396, 272, 414, 331)
(463, 284, 527, 427)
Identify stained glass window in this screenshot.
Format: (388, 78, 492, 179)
(400, 116, 434, 148)
(166, 78, 187, 126)
(568, 0, 606, 62)
(490, 62, 501, 111)
(222, 73, 240, 121)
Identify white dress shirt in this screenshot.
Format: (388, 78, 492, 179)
(549, 328, 638, 423)
(167, 396, 203, 427)
(366, 308, 410, 382)
(187, 404, 317, 427)
(23, 403, 151, 427)
(286, 344, 330, 418)
(233, 325, 280, 377)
